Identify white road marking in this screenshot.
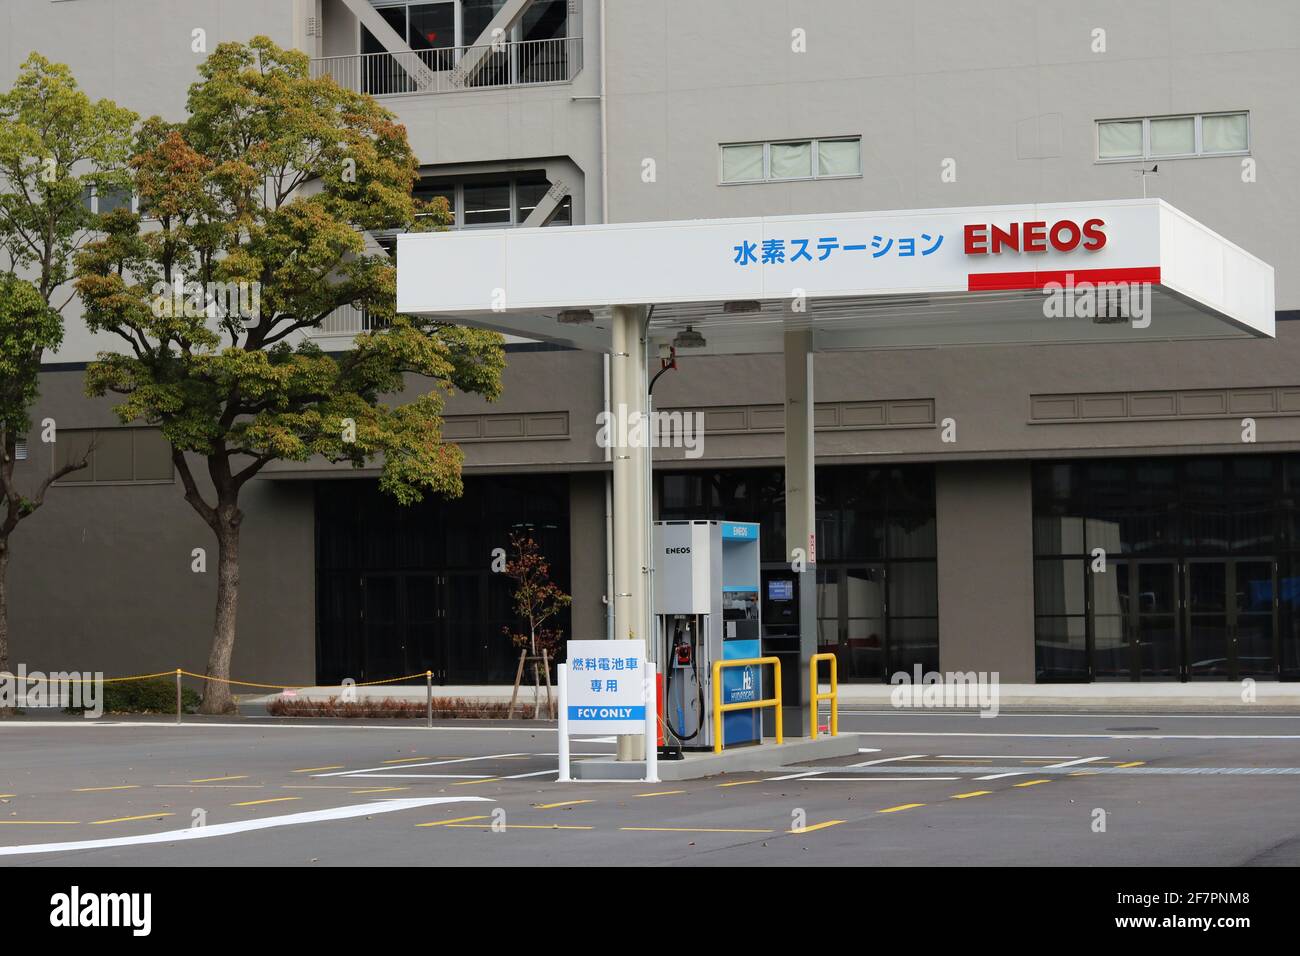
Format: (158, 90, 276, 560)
(937, 754, 1073, 760)
(0, 797, 489, 857)
(765, 771, 826, 781)
(975, 772, 1026, 781)
(812, 776, 962, 782)
(1045, 755, 1107, 769)
(848, 753, 928, 767)
(0, 722, 560, 732)
(314, 754, 527, 776)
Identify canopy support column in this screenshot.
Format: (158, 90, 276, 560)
(611, 304, 649, 761)
(784, 328, 817, 738)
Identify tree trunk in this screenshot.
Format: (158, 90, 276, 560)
(199, 515, 241, 714)
(0, 539, 9, 674)
(0, 539, 11, 715)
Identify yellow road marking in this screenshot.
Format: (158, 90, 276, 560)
(446, 824, 593, 830)
(1014, 779, 1051, 788)
(190, 775, 248, 783)
(451, 778, 499, 786)
(951, 790, 992, 799)
(716, 780, 759, 788)
(0, 794, 14, 798)
(382, 757, 432, 764)
(154, 784, 262, 789)
(621, 826, 773, 833)
(0, 820, 80, 825)
(90, 813, 175, 825)
(1069, 771, 1101, 776)
(292, 766, 344, 773)
(535, 799, 593, 809)
(636, 790, 686, 798)
(878, 803, 926, 813)
(1116, 761, 1145, 769)
(417, 815, 491, 827)
(789, 820, 844, 834)
(232, 797, 301, 807)
(350, 787, 409, 794)
(75, 785, 140, 792)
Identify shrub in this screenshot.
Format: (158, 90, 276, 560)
(266, 696, 512, 719)
(101, 678, 201, 714)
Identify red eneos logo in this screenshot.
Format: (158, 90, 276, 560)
(964, 218, 1106, 255)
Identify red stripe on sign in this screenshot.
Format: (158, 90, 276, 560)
(967, 267, 1161, 292)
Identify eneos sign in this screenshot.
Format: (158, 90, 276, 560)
(964, 218, 1107, 255)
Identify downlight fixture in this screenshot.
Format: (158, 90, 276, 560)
(672, 325, 707, 349)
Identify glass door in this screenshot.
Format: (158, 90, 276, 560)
(1135, 560, 1181, 679)
(1186, 559, 1230, 679)
(1231, 559, 1277, 679)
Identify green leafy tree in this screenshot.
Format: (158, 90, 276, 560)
(75, 37, 504, 712)
(0, 55, 137, 678)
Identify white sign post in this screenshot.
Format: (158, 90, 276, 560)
(558, 641, 658, 783)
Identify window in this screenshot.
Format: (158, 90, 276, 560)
(14, 438, 27, 461)
(720, 136, 861, 184)
(1096, 112, 1249, 161)
(414, 171, 570, 228)
(81, 184, 135, 214)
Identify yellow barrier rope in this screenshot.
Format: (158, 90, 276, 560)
(1, 669, 436, 690)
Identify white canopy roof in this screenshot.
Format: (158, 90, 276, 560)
(396, 199, 1274, 355)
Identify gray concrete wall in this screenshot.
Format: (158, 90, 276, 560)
(8, 368, 316, 684)
(935, 460, 1036, 682)
(567, 471, 609, 642)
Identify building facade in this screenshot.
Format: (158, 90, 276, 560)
(5, 0, 1300, 685)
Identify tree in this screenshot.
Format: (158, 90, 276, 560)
(75, 37, 504, 713)
(501, 532, 571, 718)
(0, 55, 137, 677)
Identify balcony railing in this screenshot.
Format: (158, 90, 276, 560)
(311, 36, 583, 97)
(313, 303, 388, 337)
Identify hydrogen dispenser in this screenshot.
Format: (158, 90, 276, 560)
(654, 520, 762, 753)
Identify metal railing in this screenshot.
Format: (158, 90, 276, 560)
(313, 303, 388, 337)
(311, 36, 583, 97)
(711, 656, 783, 754)
(810, 652, 839, 738)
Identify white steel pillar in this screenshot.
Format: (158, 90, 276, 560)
(784, 328, 817, 738)
(611, 304, 649, 761)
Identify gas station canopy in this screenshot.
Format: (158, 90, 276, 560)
(394, 198, 1275, 754)
(397, 198, 1275, 353)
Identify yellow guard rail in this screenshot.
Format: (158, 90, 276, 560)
(810, 652, 839, 738)
(711, 656, 782, 754)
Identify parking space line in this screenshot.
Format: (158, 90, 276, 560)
(850, 754, 927, 768)
(451, 778, 499, 786)
(0, 820, 80, 825)
(1116, 761, 1146, 768)
(535, 799, 593, 809)
(350, 787, 409, 794)
(716, 780, 759, 788)
(877, 803, 926, 813)
(975, 772, 1025, 781)
(90, 813, 175, 825)
(191, 776, 248, 783)
(790, 820, 844, 833)
(811, 776, 960, 782)
(314, 754, 527, 777)
(621, 826, 773, 833)
(382, 757, 433, 764)
(765, 771, 825, 781)
(1046, 756, 1107, 769)
(417, 816, 490, 827)
(1013, 779, 1051, 788)
(232, 797, 301, 807)
(447, 823, 593, 830)
(635, 790, 686, 797)
(75, 785, 140, 792)
(950, 790, 992, 799)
